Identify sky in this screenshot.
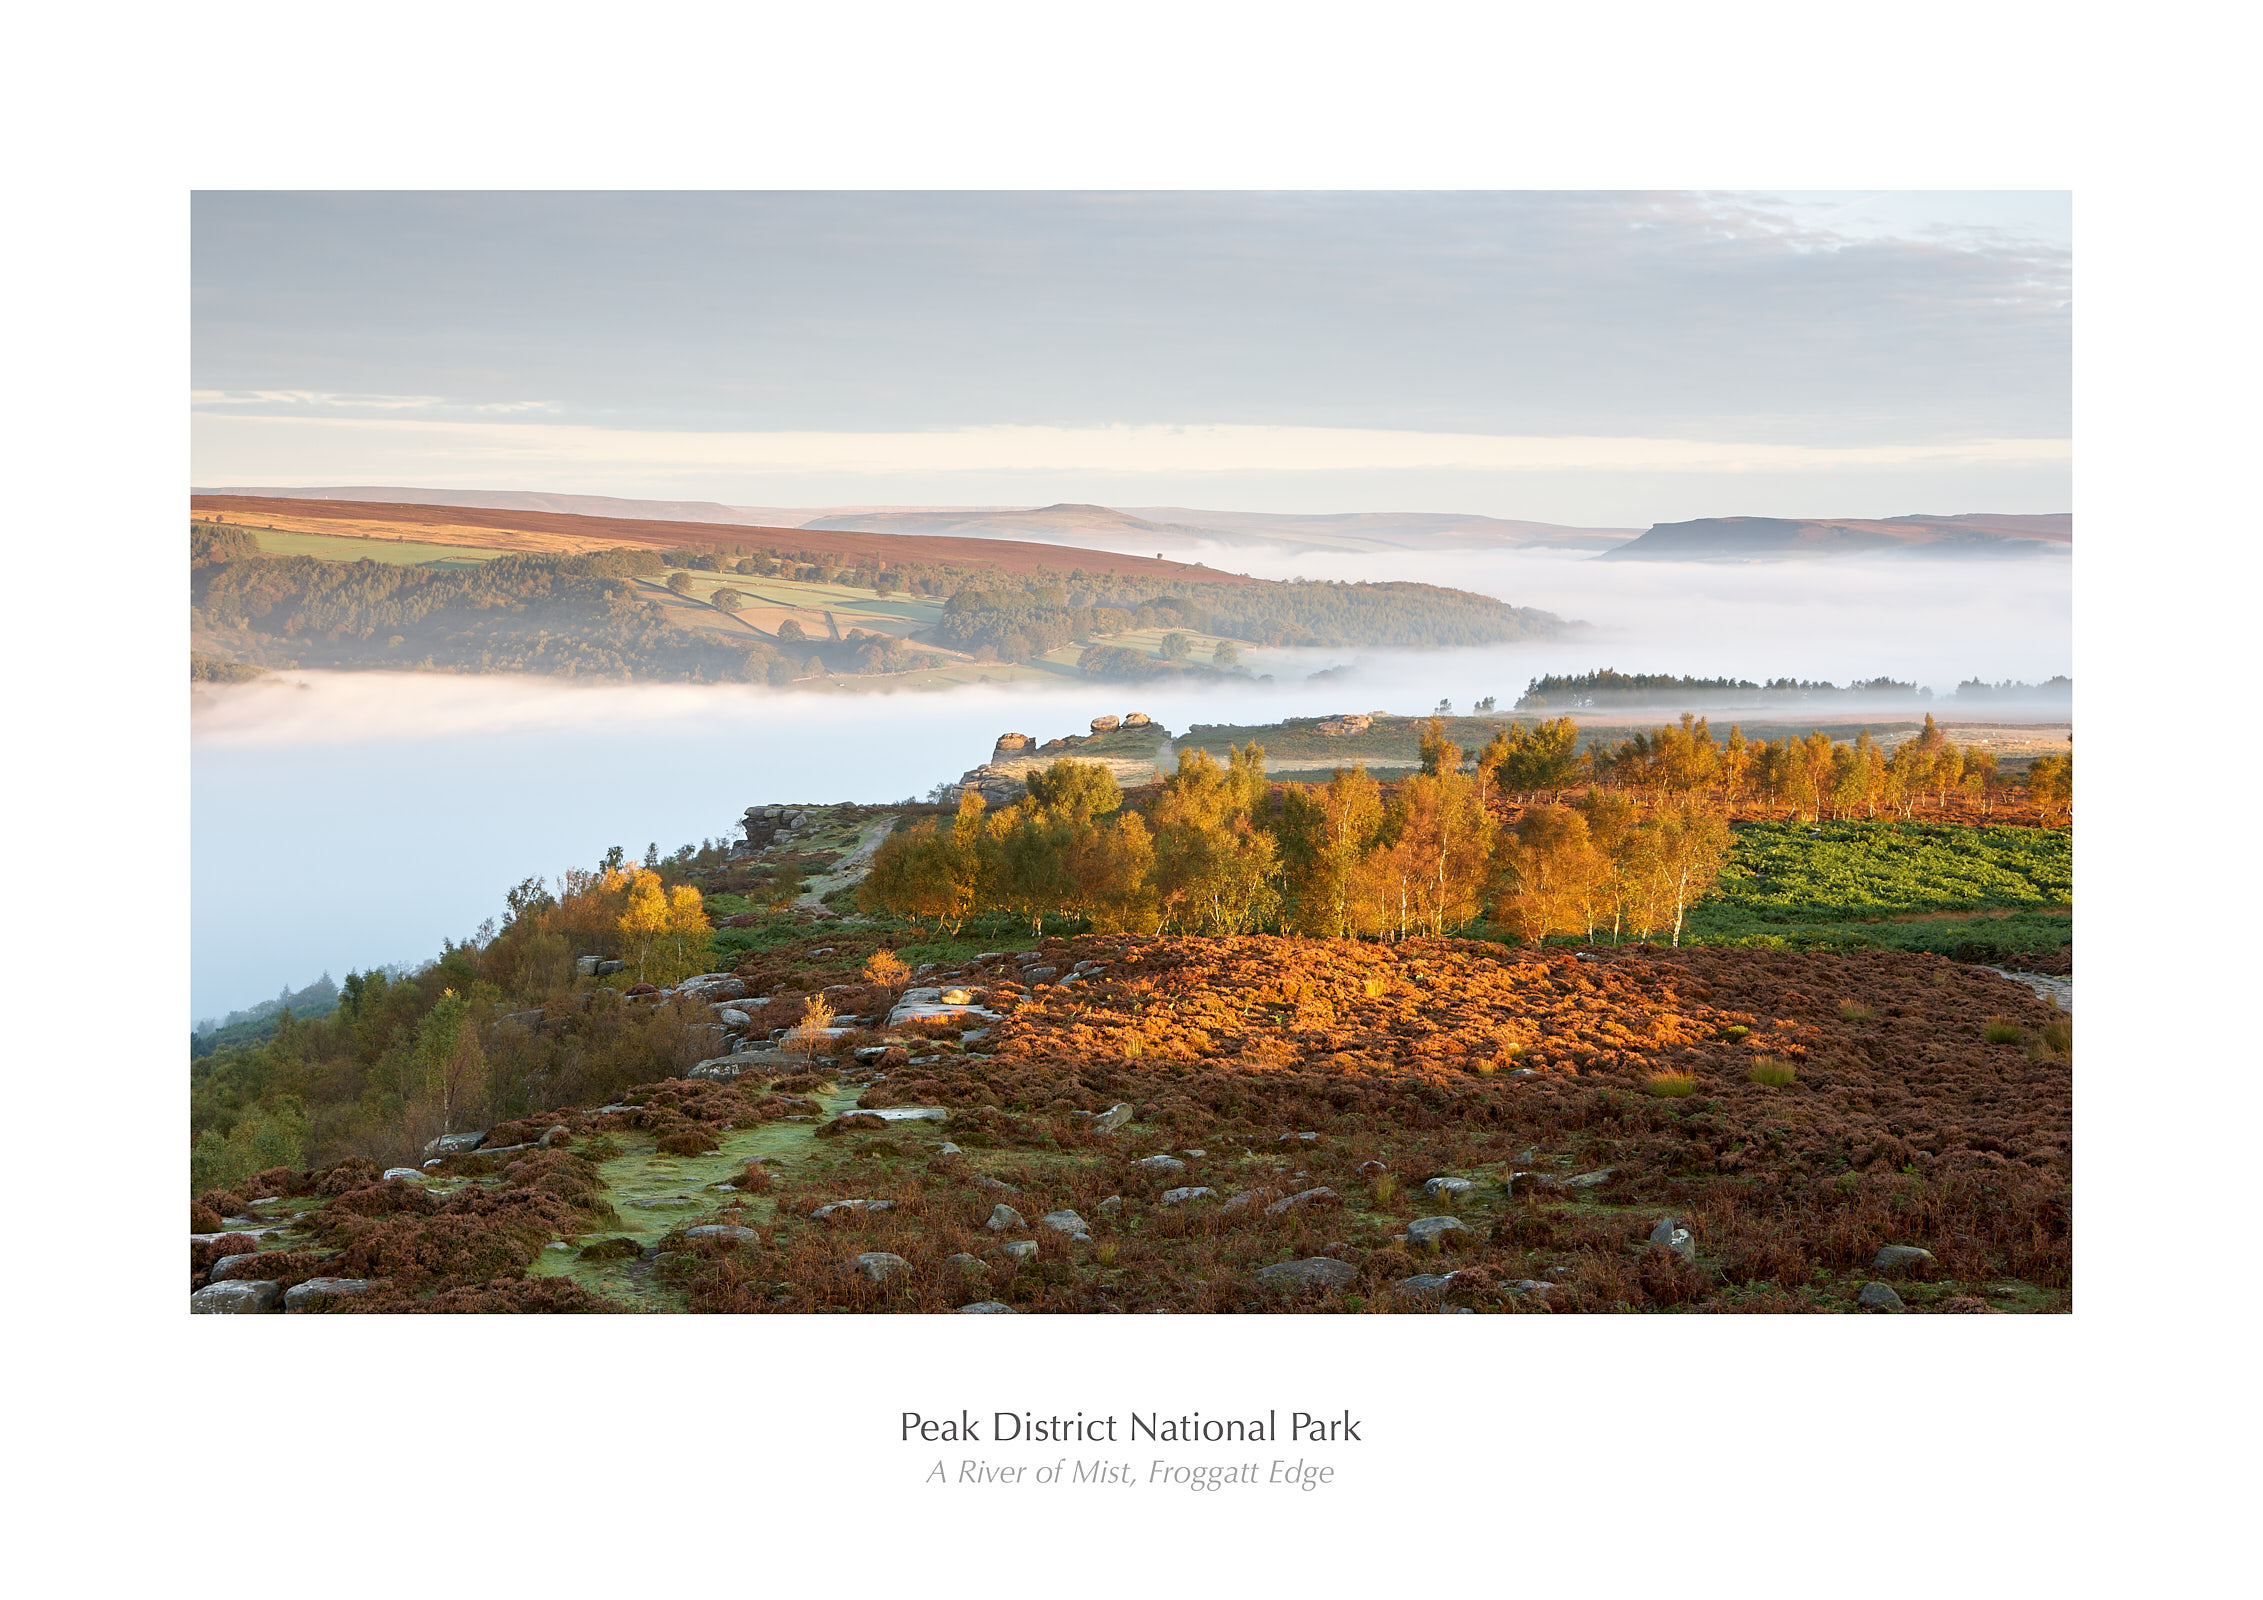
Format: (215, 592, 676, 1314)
(190, 191, 2070, 525)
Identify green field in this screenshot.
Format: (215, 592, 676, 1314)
(1679, 819, 2071, 956)
(250, 528, 503, 567)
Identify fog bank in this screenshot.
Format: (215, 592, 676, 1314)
(190, 548, 2068, 1021)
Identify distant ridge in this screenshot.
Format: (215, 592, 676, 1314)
(192, 486, 1637, 557)
(1598, 513, 2072, 563)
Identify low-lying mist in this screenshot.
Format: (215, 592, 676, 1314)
(190, 547, 2068, 1022)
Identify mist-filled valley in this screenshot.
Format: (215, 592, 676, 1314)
(192, 544, 2068, 1022)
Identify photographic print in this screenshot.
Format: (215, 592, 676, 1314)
(187, 191, 2071, 1316)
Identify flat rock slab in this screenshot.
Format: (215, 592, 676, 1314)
(283, 1278, 373, 1311)
(1257, 1258, 1358, 1291)
(1394, 1273, 1455, 1301)
(1136, 1155, 1187, 1176)
(191, 1281, 280, 1314)
(422, 1131, 487, 1156)
(685, 1225, 760, 1245)
(381, 1168, 424, 1182)
(1266, 1186, 1337, 1216)
(959, 1301, 1016, 1313)
(858, 1106, 949, 1123)
(1159, 1187, 1214, 1206)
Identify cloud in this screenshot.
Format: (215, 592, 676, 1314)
(192, 412, 2069, 480)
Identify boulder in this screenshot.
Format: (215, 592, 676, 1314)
(1266, 1186, 1338, 1216)
(1648, 1217, 1697, 1263)
(684, 1225, 760, 1245)
(283, 1278, 374, 1310)
(190, 1280, 280, 1314)
(1093, 1102, 1135, 1133)
(1874, 1245, 1935, 1273)
(1548, 1168, 1616, 1190)
(1857, 1281, 1906, 1313)
(1160, 1187, 1213, 1206)
(715, 1007, 753, 1028)
(1096, 1195, 1123, 1215)
(1001, 1240, 1039, 1262)
(1422, 1177, 1474, 1199)
(207, 1253, 265, 1281)
(1356, 1160, 1389, 1177)
(1024, 966, 1059, 983)
(857, 1106, 949, 1123)
(1090, 715, 1121, 733)
(1040, 1210, 1091, 1237)
(1256, 1257, 1358, 1291)
(1122, 711, 1152, 728)
(1220, 1190, 1264, 1214)
(972, 1174, 1021, 1195)
(855, 1252, 912, 1283)
(422, 1130, 486, 1157)
(1405, 1216, 1467, 1248)
(381, 1168, 423, 1182)
(986, 1204, 1027, 1232)
(1136, 1155, 1187, 1176)
(945, 1253, 988, 1276)
(537, 1125, 570, 1148)
(595, 959, 626, 977)
(937, 1142, 963, 1157)
(959, 1301, 1017, 1313)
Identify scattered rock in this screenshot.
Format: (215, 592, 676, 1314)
(945, 1253, 988, 1276)
(1279, 1131, 1319, 1142)
(1939, 1296, 2002, 1313)
(381, 1168, 423, 1182)
(1548, 1168, 1615, 1190)
(811, 1199, 895, 1220)
(1024, 966, 1059, 983)
(959, 1301, 1016, 1313)
(1394, 1273, 1455, 1301)
(1136, 1155, 1187, 1176)
(1040, 1210, 1090, 1236)
(1093, 1102, 1135, 1133)
(1857, 1281, 1906, 1313)
(1256, 1257, 1358, 1291)
(1321, 1241, 1353, 1259)
(937, 1142, 963, 1157)
(1405, 1216, 1467, 1248)
(190, 1281, 280, 1314)
(1096, 1195, 1123, 1214)
(986, 1204, 1027, 1231)
(1001, 1240, 1039, 1262)
(684, 1225, 760, 1245)
(282, 1278, 373, 1311)
(1511, 1279, 1556, 1295)
(1181, 1148, 1206, 1159)
(1874, 1245, 1935, 1273)
(971, 1173, 1020, 1195)
(1356, 1160, 1389, 1177)
(855, 1252, 911, 1283)
(1266, 1185, 1338, 1216)
(1220, 1190, 1263, 1213)
(207, 1253, 265, 1281)
(1423, 1177, 1474, 1199)
(1159, 1187, 1214, 1206)
(1505, 1171, 1541, 1197)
